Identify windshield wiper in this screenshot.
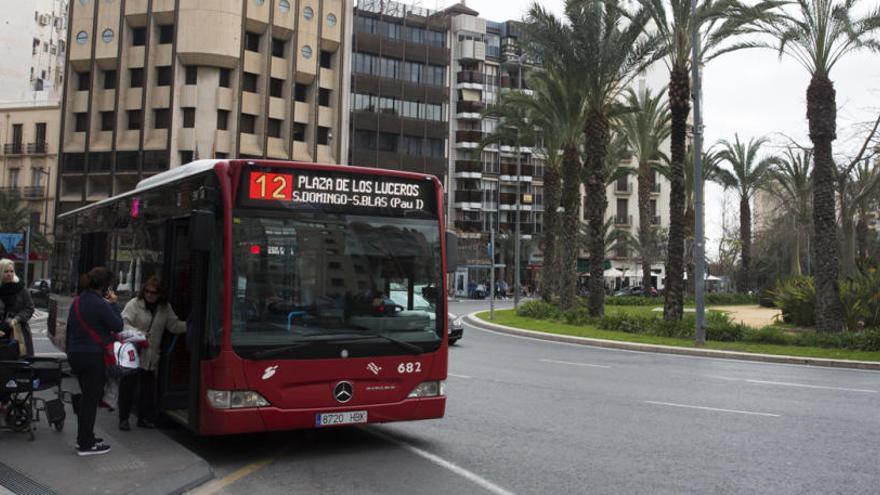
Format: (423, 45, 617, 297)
(253, 342, 310, 359)
(338, 331, 425, 354)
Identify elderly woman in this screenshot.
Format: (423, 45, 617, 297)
(118, 276, 186, 430)
(0, 258, 35, 357)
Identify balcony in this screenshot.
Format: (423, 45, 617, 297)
(456, 101, 485, 113)
(651, 182, 661, 194)
(21, 186, 45, 199)
(3, 143, 24, 155)
(615, 180, 633, 194)
(454, 220, 483, 233)
(456, 130, 484, 143)
(455, 190, 482, 203)
(0, 187, 20, 197)
(500, 163, 534, 177)
(457, 71, 485, 84)
(455, 160, 482, 174)
(27, 142, 48, 154)
(614, 214, 633, 226)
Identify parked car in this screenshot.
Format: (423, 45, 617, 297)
(448, 313, 463, 345)
(613, 286, 659, 297)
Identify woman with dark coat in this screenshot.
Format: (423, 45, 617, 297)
(0, 258, 35, 357)
(65, 267, 123, 456)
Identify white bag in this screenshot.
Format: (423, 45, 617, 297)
(103, 377, 119, 410)
(112, 341, 140, 370)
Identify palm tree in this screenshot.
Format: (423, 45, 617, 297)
(481, 68, 584, 303)
(0, 191, 51, 258)
(755, 0, 880, 331)
(527, 0, 657, 315)
(710, 135, 777, 292)
(617, 87, 671, 295)
(767, 147, 813, 276)
(637, 0, 782, 320)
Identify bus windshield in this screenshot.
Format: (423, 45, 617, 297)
(231, 210, 443, 359)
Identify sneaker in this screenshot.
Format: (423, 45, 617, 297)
(77, 443, 111, 456)
(75, 437, 104, 449)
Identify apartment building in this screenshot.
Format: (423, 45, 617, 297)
(349, 0, 451, 183)
(0, 0, 68, 103)
(58, 0, 352, 214)
(0, 102, 60, 281)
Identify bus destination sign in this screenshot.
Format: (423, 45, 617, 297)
(241, 168, 437, 216)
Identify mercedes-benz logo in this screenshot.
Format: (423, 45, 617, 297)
(334, 381, 353, 404)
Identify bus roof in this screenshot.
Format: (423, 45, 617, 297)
(58, 160, 221, 219)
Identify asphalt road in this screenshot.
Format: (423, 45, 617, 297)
(33, 302, 880, 494)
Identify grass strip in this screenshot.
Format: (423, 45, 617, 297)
(475, 310, 880, 362)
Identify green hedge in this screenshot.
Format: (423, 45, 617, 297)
(593, 293, 757, 307)
(773, 271, 880, 329)
(598, 311, 747, 342)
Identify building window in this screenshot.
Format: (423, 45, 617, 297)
(156, 66, 172, 86)
(182, 107, 196, 128)
(318, 88, 331, 107)
(327, 13, 337, 27)
(267, 118, 282, 138)
(245, 32, 261, 52)
(131, 26, 146, 46)
(158, 24, 174, 44)
(180, 150, 194, 164)
(77, 71, 90, 90)
(76, 31, 88, 45)
(293, 123, 306, 142)
(242, 72, 258, 93)
(127, 110, 142, 130)
(294, 83, 308, 102)
(240, 114, 256, 134)
(317, 126, 330, 145)
(74, 113, 88, 132)
(320, 50, 333, 69)
(279, 0, 290, 13)
(303, 6, 314, 20)
(269, 78, 284, 98)
(217, 110, 229, 130)
(272, 38, 286, 58)
(102, 29, 114, 43)
(219, 68, 231, 88)
(129, 68, 143, 88)
(301, 45, 312, 59)
(103, 70, 116, 89)
(9, 169, 19, 189)
(154, 109, 170, 129)
(100, 111, 114, 131)
(215, 152, 228, 159)
(254, 0, 264, 5)
(185, 65, 197, 85)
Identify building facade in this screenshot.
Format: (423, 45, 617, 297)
(0, 0, 68, 103)
(58, 0, 352, 214)
(349, 0, 451, 186)
(0, 102, 60, 281)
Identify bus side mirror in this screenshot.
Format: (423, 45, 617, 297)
(190, 210, 214, 252)
(445, 231, 458, 273)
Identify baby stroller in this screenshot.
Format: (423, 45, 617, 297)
(0, 352, 67, 441)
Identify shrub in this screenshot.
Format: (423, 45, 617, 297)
(597, 311, 744, 342)
(516, 300, 561, 320)
(562, 308, 594, 326)
(743, 327, 795, 346)
(795, 329, 880, 352)
(772, 276, 816, 326)
(604, 296, 660, 306)
(704, 312, 747, 342)
(840, 270, 880, 329)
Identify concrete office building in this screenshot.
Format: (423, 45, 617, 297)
(0, 0, 69, 103)
(57, 0, 352, 213)
(0, 101, 60, 280)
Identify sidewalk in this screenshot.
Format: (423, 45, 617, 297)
(0, 375, 212, 495)
(466, 313, 880, 371)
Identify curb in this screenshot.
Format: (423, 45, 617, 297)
(464, 313, 880, 371)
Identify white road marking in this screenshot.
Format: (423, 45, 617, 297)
(539, 358, 611, 369)
(644, 400, 781, 417)
(712, 376, 877, 394)
(448, 373, 472, 379)
(366, 428, 516, 495)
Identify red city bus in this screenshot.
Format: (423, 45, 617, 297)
(49, 159, 457, 435)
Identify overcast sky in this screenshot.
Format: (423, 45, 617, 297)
(448, 0, 880, 258)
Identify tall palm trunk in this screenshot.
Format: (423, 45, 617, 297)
(807, 74, 844, 332)
(584, 111, 609, 317)
(638, 166, 654, 292)
(856, 216, 868, 264)
(542, 164, 562, 302)
(792, 215, 803, 276)
(738, 196, 752, 292)
(559, 146, 582, 310)
(684, 204, 695, 295)
(664, 66, 689, 320)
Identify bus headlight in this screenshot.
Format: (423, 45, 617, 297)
(207, 389, 271, 409)
(407, 380, 445, 398)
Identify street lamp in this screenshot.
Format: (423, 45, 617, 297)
(513, 52, 527, 309)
